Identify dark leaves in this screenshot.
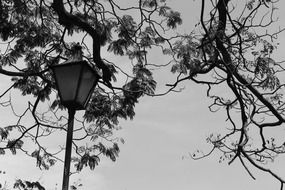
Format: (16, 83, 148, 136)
(118, 15, 137, 39)
(0, 0, 184, 176)
(255, 57, 279, 90)
(84, 85, 144, 124)
(7, 139, 24, 155)
(0, 2, 13, 41)
(12, 77, 40, 96)
(0, 127, 9, 140)
(107, 39, 129, 55)
(159, 5, 171, 16)
(88, 155, 100, 170)
(74, 142, 120, 171)
(0, 23, 13, 41)
(142, 0, 157, 8)
(121, 64, 156, 118)
(31, 149, 56, 170)
(84, 91, 113, 123)
(75, 153, 100, 171)
(170, 36, 201, 75)
(1, 52, 18, 66)
(100, 143, 120, 162)
(14, 179, 45, 190)
(154, 36, 166, 44)
(140, 33, 153, 48)
(166, 11, 182, 29)
(0, 148, 5, 155)
(12, 76, 51, 102)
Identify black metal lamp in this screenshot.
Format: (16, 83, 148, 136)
(51, 57, 99, 190)
(51, 60, 99, 110)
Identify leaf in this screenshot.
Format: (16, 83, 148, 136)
(13, 179, 25, 189)
(48, 159, 56, 166)
(171, 64, 180, 73)
(246, 1, 254, 10)
(88, 158, 95, 170)
(76, 162, 84, 171)
(140, 34, 153, 48)
(0, 23, 13, 41)
(32, 182, 45, 190)
(9, 147, 16, 155)
(31, 150, 39, 158)
(1, 53, 17, 66)
(0, 128, 9, 140)
(118, 15, 137, 39)
(106, 143, 120, 162)
(7, 139, 24, 155)
(162, 48, 173, 55)
(50, 99, 65, 110)
(171, 63, 187, 74)
(144, 26, 155, 36)
(106, 149, 116, 162)
(154, 36, 165, 44)
(81, 153, 89, 166)
(260, 75, 280, 90)
(88, 155, 99, 170)
(107, 39, 126, 55)
(14, 180, 45, 190)
(142, 0, 157, 8)
(0, 148, 5, 155)
(159, 5, 171, 16)
(166, 11, 182, 29)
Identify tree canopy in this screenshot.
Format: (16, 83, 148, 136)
(0, 0, 285, 189)
(0, 0, 183, 182)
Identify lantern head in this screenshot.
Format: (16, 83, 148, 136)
(51, 60, 99, 110)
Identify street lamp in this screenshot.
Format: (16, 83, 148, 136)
(51, 60, 99, 190)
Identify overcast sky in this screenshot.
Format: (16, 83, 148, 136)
(1, 1, 285, 190)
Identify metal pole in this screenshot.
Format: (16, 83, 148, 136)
(62, 108, 76, 190)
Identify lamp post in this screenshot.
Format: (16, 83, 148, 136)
(51, 59, 99, 190)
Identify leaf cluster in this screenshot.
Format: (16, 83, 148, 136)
(74, 142, 119, 171)
(13, 179, 45, 190)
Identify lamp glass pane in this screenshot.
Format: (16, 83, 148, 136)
(76, 65, 97, 107)
(53, 64, 81, 102)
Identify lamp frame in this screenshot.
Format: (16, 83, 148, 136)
(51, 60, 99, 110)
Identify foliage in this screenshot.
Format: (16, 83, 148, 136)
(0, 0, 182, 184)
(163, 0, 285, 189)
(13, 179, 45, 190)
(1, 0, 285, 189)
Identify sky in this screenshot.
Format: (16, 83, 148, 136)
(1, 1, 285, 190)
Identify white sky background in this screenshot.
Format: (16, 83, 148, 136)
(1, 1, 285, 190)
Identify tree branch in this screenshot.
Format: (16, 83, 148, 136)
(51, 0, 112, 86)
